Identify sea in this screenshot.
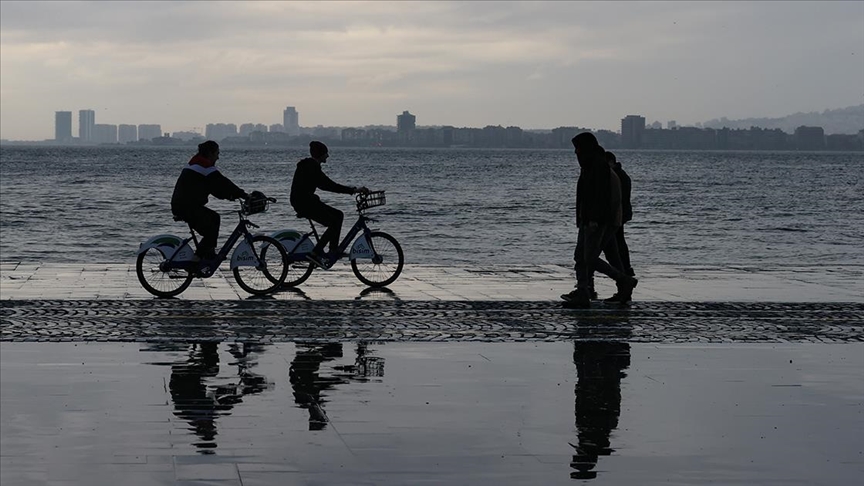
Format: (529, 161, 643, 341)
(1, 146, 862, 267)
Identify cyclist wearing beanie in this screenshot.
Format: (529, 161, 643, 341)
(290, 141, 368, 267)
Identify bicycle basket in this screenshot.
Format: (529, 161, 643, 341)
(356, 191, 386, 212)
(242, 191, 269, 215)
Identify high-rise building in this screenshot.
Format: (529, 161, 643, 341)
(55, 111, 72, 142)
(621, 115, 645, 148)
(397, 111, 416, 132)
(93, 124, 118, 144)
(79, 109, 95, 142)
(204, 123, 237, 141)
(283, 106, 299, 136)
(118, 124, 138, 143)
(138, 124, 162, 141)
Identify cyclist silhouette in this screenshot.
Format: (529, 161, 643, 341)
(289, 141, 368, 268)
(171, 141, 249, 261)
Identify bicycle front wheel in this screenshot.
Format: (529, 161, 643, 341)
(350, 231, 404, 288)
(233, 235, 289, 295)
(136, 247, 193, 298)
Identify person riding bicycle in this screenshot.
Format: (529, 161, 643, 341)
(171, 140, 249, 262)
(290, 141, 368, 268)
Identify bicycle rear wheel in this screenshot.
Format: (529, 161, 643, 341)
(281, 258, 315, 288)
(136, 247, 193, 298)
(233, 235, 289, 295)
(351, 231, 404, 288)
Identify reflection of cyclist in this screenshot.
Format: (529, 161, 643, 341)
(289, 141, 368, 267)
(171, 141, 249, 261)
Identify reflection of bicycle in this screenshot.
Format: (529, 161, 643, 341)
(136, 196, 288, 298)
(272, 191, 404, 288)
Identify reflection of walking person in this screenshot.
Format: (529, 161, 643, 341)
(571, 339, 631, 480)
(562, 133, 637, 308)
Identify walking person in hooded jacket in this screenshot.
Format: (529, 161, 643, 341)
(171, 141, 248, 262)
(562, 133, 637, 308)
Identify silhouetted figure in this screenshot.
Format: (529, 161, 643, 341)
(168, 342, 271, 454)
(289, 141, 368, 268)
(289, 342, 348, 430)
(570, 325, 631, 480)
(169, 343, 221, 453)
(288, 342, 385, 430)
(171, 141, 249, 261)
(602, 153, 635, 294)
(562, 133, 638, 308)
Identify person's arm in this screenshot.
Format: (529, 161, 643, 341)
(208, 171, 248, 201)
(316, 167, 356, 195)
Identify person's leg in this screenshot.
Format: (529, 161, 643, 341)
(185, 207, 220, 260)
(596, 225, 626, 282)
(616, 226, 634, 276)
(305, 203, 344, 256)
(580, 223, 608, 290)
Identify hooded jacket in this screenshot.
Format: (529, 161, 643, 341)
(289, 157, 354, 210)
(170, 154, 247, 216)
(573, 133, 614, 226)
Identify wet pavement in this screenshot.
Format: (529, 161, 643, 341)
(1, 263, 863, 485)
(2, 262, 862, 302)
(2, 341, 862, 485)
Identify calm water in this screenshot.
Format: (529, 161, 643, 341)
(1, 146, 862, 266)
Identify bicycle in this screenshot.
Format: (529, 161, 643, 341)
(270, 190, 404, 288)
(136, 194, 289, 298)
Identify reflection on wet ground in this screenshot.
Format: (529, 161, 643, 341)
(2, 338, 862, 485)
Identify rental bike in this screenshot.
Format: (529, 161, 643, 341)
(269, 191, 404, 288)
(136, 194, 289, 297)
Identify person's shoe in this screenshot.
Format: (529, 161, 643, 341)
(305, 252, 326, 269)
(561, 288, 591, 309)
(603, 293, 621, 303)
(560, 289, 580, 302)
(616, 277, 639, 302)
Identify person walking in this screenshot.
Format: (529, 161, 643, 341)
(562, 133, 637, 308)
(601, 152, 636, 301)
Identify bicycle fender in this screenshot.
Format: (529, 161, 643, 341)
(350, 234, 374, 260)
(271, 229, 314, 254)
(137, 234, 195, 261)
(230, 233, 269, 269)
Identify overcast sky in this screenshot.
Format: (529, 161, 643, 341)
(1, 1, 862, 140)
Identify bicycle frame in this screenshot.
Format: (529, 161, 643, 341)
(283, 214, 377, 264)
(160, 214, 264, 274)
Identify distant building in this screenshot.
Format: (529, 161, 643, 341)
(172, 131, 203, 142)
(79, 109, 95, 142)
(621, 115, 645, 148)
(118, 124, 137, 143)
(794, 126, 825, 150)
(269, 123, 285, 133)
(397, 111, 416, 133)
(283, 107, 300, 136)
(55, 111, 72, 142)
(138, 124, 162, 142)
(205, 123, 237, 141)
(239, 123, 257, 137)
(667, 120, 677, 129)
(93, 124, 117, 144)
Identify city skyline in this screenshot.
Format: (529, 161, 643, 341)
(1, 2, 861, 141)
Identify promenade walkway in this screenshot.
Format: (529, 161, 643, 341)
(1, 263, 862, 485)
